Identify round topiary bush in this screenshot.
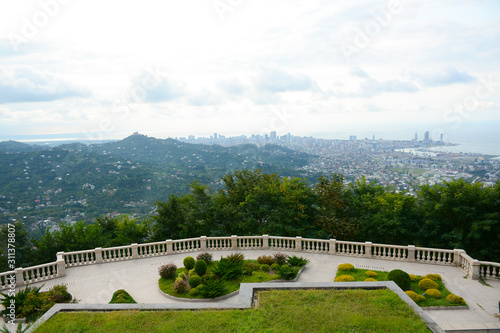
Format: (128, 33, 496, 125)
(158, 263, 177, 279)
(257, 255, 275, 266)
(365, 271, 377, 277)
(425, 288, 442, 299)
(418, 278, 439, 290)
(183, 256, 195, 270)
(188, 275, 203, 288)
(364, 278, 377, 282)
(270, 263, 280, 271)
(334, 275, 355, 282)
(189, 285, 203, 296)
(173, 277, 190, 294)
(195, 259, 207, 276)
(196, 252, 213, 265)
(424, 274, 442, 281)
(446, 294, 466, 305)
(405, 291, 425, 303)
(387, 269, 411, 291)
(261, 264, 270, 272)
(338, 263, 354, 271)
(188, 268, 197, 276)
(409, 274, 419, 282)
(178, 272, 187, 280)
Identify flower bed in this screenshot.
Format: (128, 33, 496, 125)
(159, 252, 308, 299)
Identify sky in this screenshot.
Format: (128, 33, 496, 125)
(0, 0, 499, 143)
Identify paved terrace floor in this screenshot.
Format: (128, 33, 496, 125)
(5, 250, 500, 332)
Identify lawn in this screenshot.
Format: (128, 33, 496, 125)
(335, 267, 465, 307)
(33, 289, 431, 333)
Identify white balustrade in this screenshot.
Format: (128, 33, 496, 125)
(415, 247, 454, 265)
(301, 238, 329, 253)
(372, 244, 408, 260)
(336, 241, 365, 256)
(237, 236, 263, 249)
(269, 236, 296, 250)
(22, 262, 59, 284)
(2, 234, 498, 289)
(64, 249, 97, 266)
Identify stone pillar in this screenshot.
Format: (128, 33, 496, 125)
(200, 236, 207, 250)
(94, 248, 103, 263)
(407, 245, 416, 262)
(329, 239, 336, 255)
(14, 268, 24, 287)
(364, 241, 372, 258)
(453, 249, 464, 266)
(471, 260, 481, 280)
(166, 239, 173, 254)
(231, 235, 238, 250)
(262, 235, 269, 249)
(56, 251, 66, 277)
(295, 236, 302, 252)
(131, 243, 139, 259)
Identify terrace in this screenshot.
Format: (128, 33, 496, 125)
(1, 235, 499, 332)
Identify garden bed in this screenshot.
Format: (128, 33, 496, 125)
(334, 264, 467, 308)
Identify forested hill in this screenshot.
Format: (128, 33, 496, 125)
(0, 135, 315, 223)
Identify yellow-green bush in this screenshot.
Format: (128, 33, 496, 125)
(446, 294, 466, 305)
(418, 278, 438, 290)
(425, 289, 442, 299)
(334, 275, 355, 282)
(338, 263, 354, 271)
(365, 271, 377, 277)
(405, 291, 425, 303)
(364, 278, 377, 282)
(424, 274, 442, 281)
(409, 274, 419, 282)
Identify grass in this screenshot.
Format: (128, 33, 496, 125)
(159, 260, 281, 299)
(335, 268, 465, 307)
(33, 289, 431, 333)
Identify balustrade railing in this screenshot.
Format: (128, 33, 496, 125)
(2, 235, 497, 289)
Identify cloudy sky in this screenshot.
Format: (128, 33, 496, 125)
(0, 0, 499, 142)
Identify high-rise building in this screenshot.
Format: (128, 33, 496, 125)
(424, 131, 430, 142)
(214, 133, 218, 139)
(270, 131, 277, 140)
(414, 132, 418, 142)
(440, 133, 443, 142)
(349, 135, 357, 141)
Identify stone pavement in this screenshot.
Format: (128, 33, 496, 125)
(5, 250, 500, 332)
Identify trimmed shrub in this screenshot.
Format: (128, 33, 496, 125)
(110, 289, 136, 304)
(188, 275, 203, 288)
(337, 263, 354, 271)
(425, 289, 442, 299)
(287, 255, 309, 267)
(364, 278, 377, 282)
(261, 264, 270, 272)
(257, 255, 275, 266)
(418, 278, 439, 291)
(270, 263, 280, 271)
(278, 265, 300, 280)
(178, 272, 187, 280)
(365, 271, 377, 278)
(213, 258, 243, 280)
(409, 274, 419, 282)
(243, 262, 261, 276)
(195, 260, 208, 276)
(405, 291, 425, 303)
(274, 253, 288, 266)
(183, 256, 195, 270)
(189, 285, 203, 297)
(334, 275, 355, 282)
(48, 285, 72, 303)
(424, 274, 442, 281)
(196, 252, 213, 265)
(446, 294, 466, 305)
(388, 269, 411, 291)
(158, 263, 177, 279)
(173, 277, 190, 294)
(198, 278, 226, 298)
(226, 252, 245, 263)
(201, 272, 213, 282)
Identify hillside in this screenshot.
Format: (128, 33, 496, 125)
(0, 135, 315, 226)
